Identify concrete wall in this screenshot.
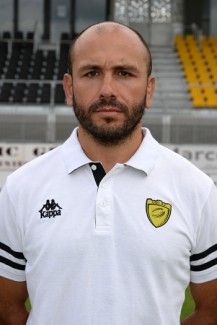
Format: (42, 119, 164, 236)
(0, 0, 106, 40)
(129, 22, 173, 46)
(210, 0, 217, 34)
(0, 0, 43, 37)
(0, 0, 14, 33)
(51, 0, 70, 42)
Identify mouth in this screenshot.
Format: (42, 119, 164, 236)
(89, 100, 128, 118)
(95, 106, 123, 113)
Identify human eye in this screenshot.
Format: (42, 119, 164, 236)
(117, 70, 132, 77)
(85, 70, 99, 78)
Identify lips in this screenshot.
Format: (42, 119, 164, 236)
(89, 100, 128, 114)
(95, 106, 123, 113)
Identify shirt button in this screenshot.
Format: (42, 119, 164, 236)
(100, 201, 106, 207)
(91, 164, 97, 171)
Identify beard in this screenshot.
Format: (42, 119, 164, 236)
(73, 95, 146, 146)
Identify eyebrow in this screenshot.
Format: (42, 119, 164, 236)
(78, 65, 101, 72)
(78, 64, 140, 73)
(114, 65, 139, 73)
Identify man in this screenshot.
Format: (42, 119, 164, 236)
(0, 21, 217, 325)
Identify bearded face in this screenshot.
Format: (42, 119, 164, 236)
(73, 95, 146, 146)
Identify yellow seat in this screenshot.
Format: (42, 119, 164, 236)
(203, 87, 217, 107)
(211, 73, 217, 83)
(189, 86, 206, 107)
(192, 97, 207, 108)
(198, 71, 212, 84)
(175, 34, 217, 109)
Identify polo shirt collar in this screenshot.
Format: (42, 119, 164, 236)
(124, 128, 160, 175)
(62, 127, 159, 175)
(61, 127, 92, 174)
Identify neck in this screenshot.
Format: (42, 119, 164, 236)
(77, 125, 144, 172)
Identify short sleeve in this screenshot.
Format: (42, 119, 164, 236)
(190, 183, 217, 283)
(0, 182, 26, 281)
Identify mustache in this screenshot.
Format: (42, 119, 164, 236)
(89, 99, 128, 113)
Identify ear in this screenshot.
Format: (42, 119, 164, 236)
(145, 75, 156, 109)
(63, 73, 73, 106)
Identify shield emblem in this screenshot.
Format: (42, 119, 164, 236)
(146, 198, 172, 228)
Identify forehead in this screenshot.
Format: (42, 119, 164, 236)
(72, 25, 148, 66)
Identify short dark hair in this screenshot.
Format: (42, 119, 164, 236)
(67, 21, 152, 77)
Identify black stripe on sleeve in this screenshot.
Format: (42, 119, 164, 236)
(190, 244, 217, 262)
(191, 258, 217, 272)
(0, 256, 26, 271)
(0, 242, 25, 260)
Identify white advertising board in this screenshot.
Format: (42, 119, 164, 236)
(0, 143, 217, 190)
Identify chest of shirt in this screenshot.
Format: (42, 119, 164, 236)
(19, 165, 194, 273)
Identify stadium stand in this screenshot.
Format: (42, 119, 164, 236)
(151, 46, 191, 111)
(0, 31, 69, 105)
(1, 30, 216, 113)
(0, 32, 191, 109)
(0, 0, 216, 145)
(4, 29, 216, 110)
(174, 34, 217, 108)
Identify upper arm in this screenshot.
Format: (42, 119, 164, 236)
(190, 279, 217, 322)
(0, 276, 28, 303)
(0, 276, 29, 323)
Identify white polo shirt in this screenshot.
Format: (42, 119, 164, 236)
(0, 128, 217, 325)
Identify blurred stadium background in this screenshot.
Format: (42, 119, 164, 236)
(0, 0, 217, 188)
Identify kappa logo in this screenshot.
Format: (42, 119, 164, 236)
(39, 199, 62, 219)
(146, 198, 172, 228)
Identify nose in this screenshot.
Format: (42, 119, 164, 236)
(99, 74, 116, 99)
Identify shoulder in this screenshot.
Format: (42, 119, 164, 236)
(158, 143, 214, 190)
(159, 143, 209, 174)
(7, 144, 63, 190)
(141, 128, 213, 189)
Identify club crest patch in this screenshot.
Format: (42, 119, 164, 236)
(146, 198, 172, 228)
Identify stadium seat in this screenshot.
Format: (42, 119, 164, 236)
(175, 34, 217, 108)
(57, 43, 69, 79)
(13, 83, 26, 102)
(43, 50, 56, 80)
(0, 41, 8, 75)
(0, 82, 13, 102)
(26, 83, 39, 103)
(40, 84, 51, 103)
(188, 86, 206, 108)
(14, 31, 23, 39)
(203, 87, 217, 107)
(61, 32, 70, 40)
(27, 31, 34, 40)
(54, 84, 65, 103)
(2, 31, 11, 39)
(30, 50, 44, 79)
(5, 65, 17, 79)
